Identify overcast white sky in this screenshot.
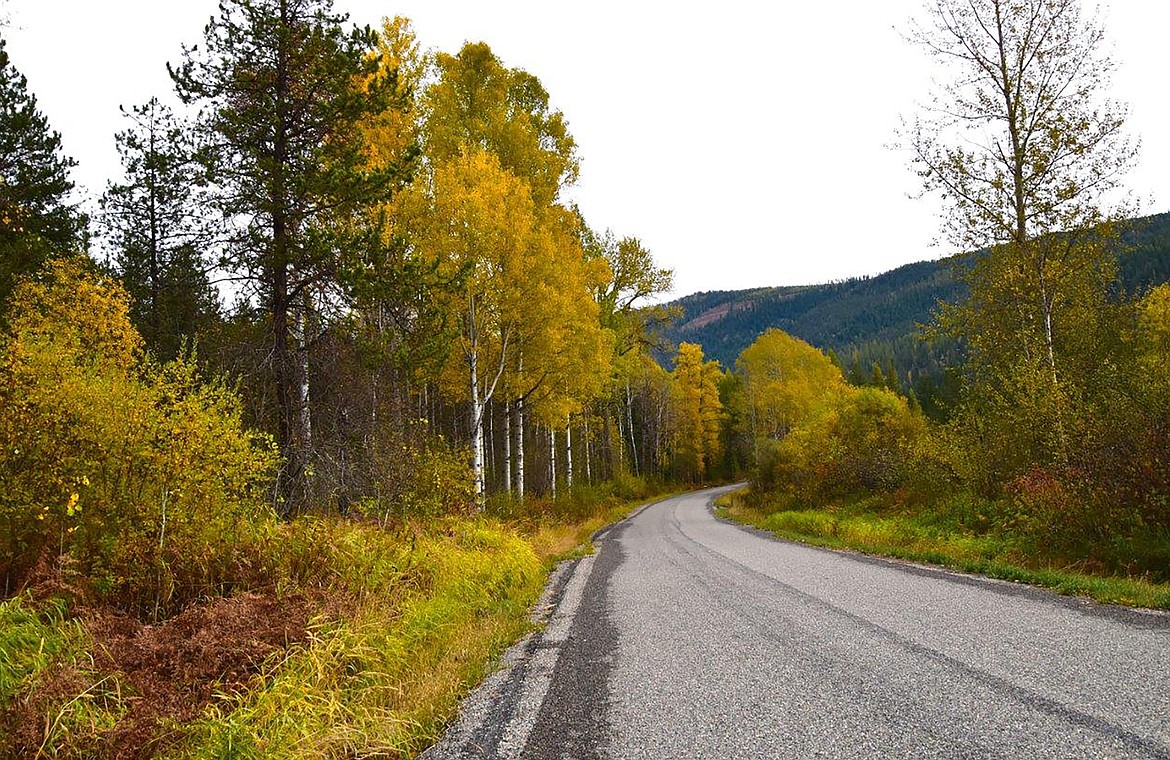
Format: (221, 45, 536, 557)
(3, 1, 1168, 298)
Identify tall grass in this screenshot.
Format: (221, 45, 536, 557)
(168, 521, 542, 759)
(0, 596, 128, 757)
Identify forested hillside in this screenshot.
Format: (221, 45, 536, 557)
(664, 212, 1170, 402)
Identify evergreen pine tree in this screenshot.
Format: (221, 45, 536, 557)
(99, 98, 219, 359)
(169, 0, 409, 510)
(0, 38, 85, 305)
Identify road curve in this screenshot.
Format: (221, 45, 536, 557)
(424, 486, 1170, 759)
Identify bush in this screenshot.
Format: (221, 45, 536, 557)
(0, 259, 278, 614)
(1006, 466, 1145, 563)
(337, 423, 477, 524)
(754, 386, 926, 504)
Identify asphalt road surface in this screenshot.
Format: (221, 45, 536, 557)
(422, 485, 1170, 759)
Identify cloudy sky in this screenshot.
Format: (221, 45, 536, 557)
(4, 1, 1168, 299)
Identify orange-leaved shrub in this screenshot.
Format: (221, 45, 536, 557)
(0, 258, 278, 615)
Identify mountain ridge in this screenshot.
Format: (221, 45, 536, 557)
(662, 211, 1170, 373)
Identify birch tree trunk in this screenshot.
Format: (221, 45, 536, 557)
(486, 400, 494, 488)
(503, 400, 512, 495)
(565, 422, 573, 490)
(469, 335, 485, 498)
(626, 383, 639, 476)
(549, 426, 557, 499)
(516, 390, 526, 501)
(296, 290, 314, 461)
(584, 415, 592, 484)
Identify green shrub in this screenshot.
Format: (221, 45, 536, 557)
(1006, 467, 1147, 562)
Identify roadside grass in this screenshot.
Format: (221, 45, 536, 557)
(716, 489, 1170, 612)
(2, 485, 668, 759)
(520, 494, 665, 564)
(170, 488, 668, 759)
(170, 521, 544, 759)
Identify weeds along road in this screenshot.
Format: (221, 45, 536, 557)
(423, 486, 1170, 759)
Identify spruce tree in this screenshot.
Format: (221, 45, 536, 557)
(169, 0, 408, 510)
(99, 98, 219, 360)
(0, 38, 84, 305)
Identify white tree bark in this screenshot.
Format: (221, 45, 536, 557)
(549, 426, 557, 499)
(516, 360, 526, 501)
(565, 422, 573, 490)
(296, 291, 313, 459)
(464, 296, 509, 504)
(469, 337, 485, 498)
(503, 400, 512, 495)
(486, 400, 494, 485)
(584, 415, 592, 484)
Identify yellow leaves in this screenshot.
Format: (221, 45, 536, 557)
(0, 260, 279, 609)
(5, 257, 142, 372)
(410, 149, 535, 286)
(357, 16, 424, 174)
(671, 343, 725, 480)
(735, 328, 847, 441)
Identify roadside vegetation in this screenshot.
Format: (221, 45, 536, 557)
(715, 292, 1170, 610)
(5, 0, 1170, 756)
(715, 0, 1170, 612)
(1, 3, 691, 756)
(0, 257, 672, 757)
(718, 492, 1170, 611)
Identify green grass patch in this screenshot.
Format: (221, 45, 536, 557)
(0, 595, 129, 756)
(0, 597, 83, 706)
(717, 490, 1170, 611)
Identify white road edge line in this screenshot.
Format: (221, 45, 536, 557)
(497, 552, 597, 758)
(418, 550, 599, 759)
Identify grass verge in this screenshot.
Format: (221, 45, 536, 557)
(169, 520, 545, 759)
(716, 489, 1170, 612)
(2, 487, 667, 759)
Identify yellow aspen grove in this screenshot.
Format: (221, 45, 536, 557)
(671, 342, 724, 482)
(401, 149, 536, 499)
(423, 42, 577, 210)
(734, 328, 846, 453)
(411, 40, 611, 498)
(509, 207, 613, 431)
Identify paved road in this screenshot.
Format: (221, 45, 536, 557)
(423, 486, 1170, 759)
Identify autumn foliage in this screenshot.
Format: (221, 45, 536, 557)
(732, 330, 924, 502)
(0, 259, 277, 613)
